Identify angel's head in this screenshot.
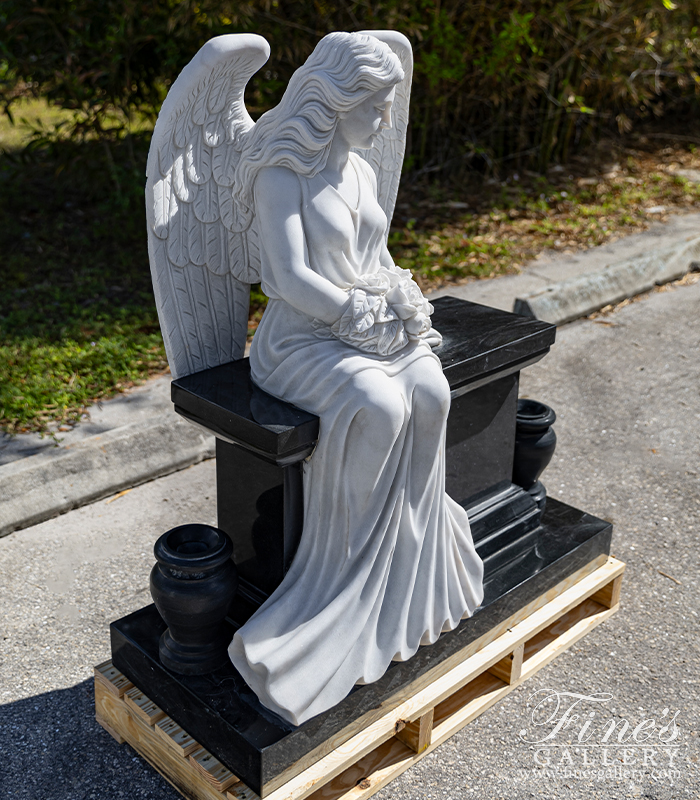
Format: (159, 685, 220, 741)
(234, 32, 405, 208)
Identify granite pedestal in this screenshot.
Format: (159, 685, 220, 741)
(110, 296, 615, 795)
(171, 296, 557, 621)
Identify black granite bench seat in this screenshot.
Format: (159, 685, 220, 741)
(430, 295, 555, 393)
(172, 359, 319, 467)
(171, 296, 555, 457)
(170, 296, 557, 603)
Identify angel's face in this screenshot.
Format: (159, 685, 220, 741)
(336, 86, 396, 149)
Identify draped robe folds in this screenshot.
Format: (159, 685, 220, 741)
(228, 153, 484, 726)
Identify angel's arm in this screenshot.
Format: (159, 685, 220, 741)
(379, 240, 396, 270)
(254, 167, 349, 325)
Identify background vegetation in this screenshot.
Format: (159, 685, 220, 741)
(3, 1, 700, 172)
(2, 1, 700, 434)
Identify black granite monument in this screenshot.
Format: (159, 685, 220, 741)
(111, 296, 613, 796)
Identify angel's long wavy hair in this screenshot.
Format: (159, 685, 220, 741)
(233, 32, 404, 212)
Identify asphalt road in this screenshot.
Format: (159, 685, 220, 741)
(1, 278, 698, 799)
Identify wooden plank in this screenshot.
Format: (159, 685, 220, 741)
(189, 748, 240, 792)
(432, 671, 510, 742)
(95, 713, 125, 744)
(95, 679, 229, 800)
(225, 782, 257, 800)
(99, 558, 625, 800)
(305, 738, 415, 800)
(306, 673, 510, 800)
(155, 716, 201, 758)
(591, 573, 623, 609)
(124, 686, 167, 727)
(520, 598, 618, 681)
(260, 553, 611, 794)
(487, 642, 524, 684)
(94, 660, 133, 697)
(233, 557, 625, 800)
(394, 709, 433, 754)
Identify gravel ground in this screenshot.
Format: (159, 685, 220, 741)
(1, 280, 698, 800)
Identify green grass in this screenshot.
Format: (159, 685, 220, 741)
(391, 168, 700, 288)
(0, 131, 170, 434)
(2, 101, 700, 435)
(0, 111, 269, 435)
(390, 222, 517, 281)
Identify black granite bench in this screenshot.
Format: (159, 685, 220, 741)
(112, 295, 615, 795)
(172, 295, 557, 618)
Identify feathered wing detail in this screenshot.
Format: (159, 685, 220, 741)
(146, 34, 270, 379)
(352, 30, 413, 235)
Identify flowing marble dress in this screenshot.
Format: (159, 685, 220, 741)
(228, 153, 483, 726)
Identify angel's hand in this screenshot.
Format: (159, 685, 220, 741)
(404, 312, 430, 337)
(422, 328, 443, 349)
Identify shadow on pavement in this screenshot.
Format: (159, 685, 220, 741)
(0, 679, 180, 799)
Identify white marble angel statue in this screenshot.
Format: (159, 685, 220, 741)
(146, 30, 483, 726)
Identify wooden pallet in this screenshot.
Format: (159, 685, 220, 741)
(95, 556, 624, 800)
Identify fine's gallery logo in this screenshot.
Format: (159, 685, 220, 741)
(517, 689, 690, 786)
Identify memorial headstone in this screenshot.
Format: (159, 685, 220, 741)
(99, 29, 621, 800)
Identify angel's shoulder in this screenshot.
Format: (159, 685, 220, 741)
(255, 165, 301, 196)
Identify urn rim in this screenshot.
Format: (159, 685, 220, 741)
(516, 398, 556, 431)
(154, 524, 233, 571)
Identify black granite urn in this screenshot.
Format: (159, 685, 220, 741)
(150, 524, 238, 675)
(512, 399, 557, 514)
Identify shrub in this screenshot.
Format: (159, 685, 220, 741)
(2, 1, 699, 174)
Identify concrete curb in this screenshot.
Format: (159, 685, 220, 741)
(513, 237, 700, 324)
(431, 212, 700, 314)
(2, 214, 698, 537)
(0, 416, 214, 538)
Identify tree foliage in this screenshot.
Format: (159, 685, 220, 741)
(2, 1, 699, 173)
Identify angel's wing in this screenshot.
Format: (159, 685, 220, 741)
(352, 30, 413, 234)
(146, 34, 270, 379)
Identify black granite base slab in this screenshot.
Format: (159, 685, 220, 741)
(470, 486, 540, 553)
(111, 498, 611, 797)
